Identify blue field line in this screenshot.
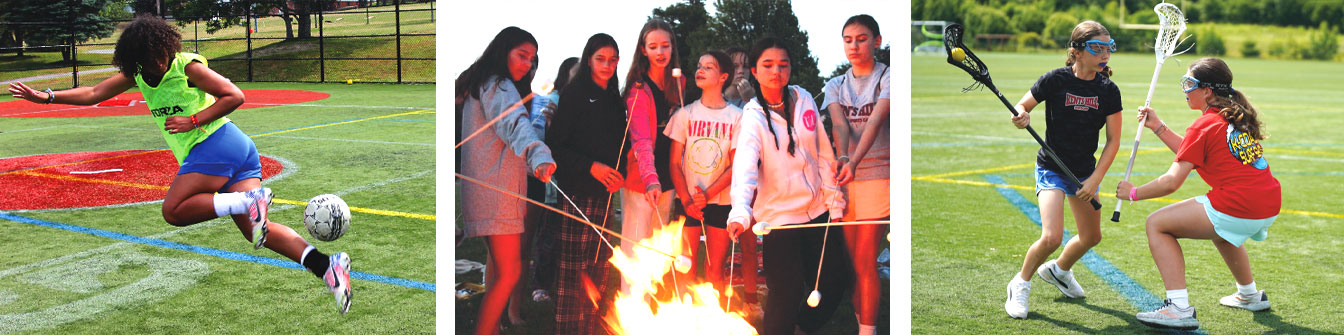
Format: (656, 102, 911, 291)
(0, 212, 434, 292)
(984, 175, 1207, 334)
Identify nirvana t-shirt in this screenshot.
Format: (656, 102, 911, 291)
(822, 62, 890, 181)
(1029, 67, 1123, 179)
(1176, 108, 1281, 219)
(663, 100, 743, 205)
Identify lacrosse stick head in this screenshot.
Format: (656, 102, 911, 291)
(1154, 3, 1193, 60)
(943, 23, 993, 92)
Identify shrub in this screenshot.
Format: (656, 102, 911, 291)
(1242, 40, 1260, 58)
(1043, 13, 1079, 48)
(1197, 26, 1226, 56)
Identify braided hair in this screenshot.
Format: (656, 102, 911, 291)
(748, 36, 797, 156)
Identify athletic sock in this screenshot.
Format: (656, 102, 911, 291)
(857, 324, 876, 335)
(1167, 289, 1190, 309)
(1011, 274, 1028, 285)
(213, 192, 251, 217)
(1237, 281, 1258, 295)
(1054, 262, 1071, 274)
(300, 246, 330, 278)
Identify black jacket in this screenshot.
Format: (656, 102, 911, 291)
(546, 76, 628, 197)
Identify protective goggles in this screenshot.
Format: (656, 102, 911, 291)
(1071, 40, 1116, 55)
(1180, 75, 1233, 93)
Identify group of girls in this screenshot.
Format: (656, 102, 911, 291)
(457, 14, 890, 335)
(1002, 20, 1280, 331)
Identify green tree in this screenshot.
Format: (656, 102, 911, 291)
(652, 0, 712, 101)
(5, 0, 117, 59)
(1305, 22, 1339, 60)
(828, 45, 891, 80)
(170, 0, 321, 39)
(699, 0, 825, 95)
(1197, 26, 1226, 56)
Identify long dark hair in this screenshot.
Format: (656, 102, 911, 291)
(455, 26, 538, 101)
(553, 57, 580, 94)
(1064, 21, 1114, 78)
(622, 19, 681, 107)
(1190, 57, 1265, 140)
(575, 33, 621, 96)
(748, 36, 797, 156)
(113, 14, 181, 78)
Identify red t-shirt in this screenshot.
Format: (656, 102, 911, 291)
(1175, 108, 1281, 219)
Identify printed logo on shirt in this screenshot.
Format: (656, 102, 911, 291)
(1227, 125, 1268, 170)
(150, 105, 186, 117)
(802, 109, 817, 131)
(845, 103, 874, 126)
(588, 98, 598, 103)
(686, 120, 736, 175)
(1064, 93, 1100, 111)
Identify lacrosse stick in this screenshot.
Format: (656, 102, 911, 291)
(1113, 3, 1193, 222)
(943, 23, 1101, 210)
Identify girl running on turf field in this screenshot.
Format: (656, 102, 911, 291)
(1003, 20, 1123, 319)
(545, 33, 625, 335)
(664, 50, 757, 308)
(725, 36, 850, 335)
(822, 14, 890, 335)
(1120, 57, 1279, 331)
(456, 26, 557, 335)
(7, 15, 352, 314)
(621, 20, 683, 295)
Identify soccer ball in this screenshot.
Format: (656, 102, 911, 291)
(304, 194, 350, 241)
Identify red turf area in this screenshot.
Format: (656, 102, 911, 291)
(0, 89, 329, 118)
(0, 150, 282, 210)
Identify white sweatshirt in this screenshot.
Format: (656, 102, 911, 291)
(727, 85, 845, 232)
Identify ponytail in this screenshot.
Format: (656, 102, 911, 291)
(1208, 89, 1265, 140)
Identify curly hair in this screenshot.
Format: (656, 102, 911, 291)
(112, 14, 182, 78)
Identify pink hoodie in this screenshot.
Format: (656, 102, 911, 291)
(623, 81, 661, 192)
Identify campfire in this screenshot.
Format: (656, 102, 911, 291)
(603, 217, 758, 334)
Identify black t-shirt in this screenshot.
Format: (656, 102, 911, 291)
(1029, 67, 1122, 179)
(643, 75, 676, 191)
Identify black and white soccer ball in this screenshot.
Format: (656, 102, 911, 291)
(304, 194, 350, 241)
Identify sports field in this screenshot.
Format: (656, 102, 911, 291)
(0, 82, 435, 333)
(912, 51, 1344, 334)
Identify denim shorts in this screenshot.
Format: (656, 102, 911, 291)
(1034, 164, 1097, 197)
(1197, 195, 1275, 247)
(178, 122, 262, 192)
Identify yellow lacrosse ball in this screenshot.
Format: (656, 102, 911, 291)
(951, 47, 966, 62)
(346, 79, 353, 85)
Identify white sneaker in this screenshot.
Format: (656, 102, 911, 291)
(1137, 299, 1199, 330)
(244, 187, 273, 249)
(1036, 260, 1085, 298)
(1220, 290, 1270, 312)
(1005, 279, 1030, 319)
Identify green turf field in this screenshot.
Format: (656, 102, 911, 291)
(0, 82, 435, 333)
(913, 51, 1344, 334)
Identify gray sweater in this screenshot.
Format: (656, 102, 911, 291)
(460, 76, 554, 237)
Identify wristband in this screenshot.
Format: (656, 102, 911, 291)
(1129, 186, 1139, 202)
(191, 115, 200, 129)
(837, 155, 850, 163)
(43, 88, 54, 104)
(1152, 122, 1167, 136)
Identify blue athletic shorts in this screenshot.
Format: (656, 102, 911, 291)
(178, 122, 262, 193)
(1196, 195, 1275, 247)
(1034, 164, 1098, 197)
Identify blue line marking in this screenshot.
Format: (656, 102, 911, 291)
(0, 212, 434, 292)
(985, 175, 1206, 334)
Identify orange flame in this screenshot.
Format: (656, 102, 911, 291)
(604, 216, 757, 334)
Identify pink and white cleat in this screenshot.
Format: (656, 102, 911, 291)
(324, 252, 353, 314)
(245, 187, 273, 249)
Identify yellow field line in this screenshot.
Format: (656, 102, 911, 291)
(921, 163, 1035, 179)
(272, 198, 434, 221)
(19, 171, 434, 221)
(251, 109, 434, 138)
(914, 175, 1342, 219)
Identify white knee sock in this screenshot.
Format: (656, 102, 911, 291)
(858, 324, 876, 335)
(213, 192, 251, 217)
(1237, 281, 1257, 295)
(1166, 289, 1190, 309)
